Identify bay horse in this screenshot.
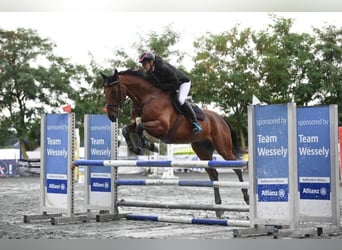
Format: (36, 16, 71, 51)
(101, 69, 249, 217)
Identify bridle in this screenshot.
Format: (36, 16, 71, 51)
(103, 79, 126, 110)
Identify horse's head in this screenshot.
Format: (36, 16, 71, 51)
(101, 69, 127, 122)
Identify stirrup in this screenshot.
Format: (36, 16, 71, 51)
(192, 122, 202, 134)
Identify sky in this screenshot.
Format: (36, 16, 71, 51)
(1, 12, 342, 68)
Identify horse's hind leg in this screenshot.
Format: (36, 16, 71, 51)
(192, 141, 224, 218)
(212, 129, 250, 205)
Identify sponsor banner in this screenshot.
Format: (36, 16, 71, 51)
(297, 106, 331, 201)
(250, 103, 296, 226)
(87, 115, 112, 194)
(296, 106, 339, 223)
(254, 104, 290, 202)
(0, 159, 17, 177)
(42, 113, 73, 211)
(45, 114, 69, 176)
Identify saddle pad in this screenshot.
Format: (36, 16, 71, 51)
(170, 94, 205, 121)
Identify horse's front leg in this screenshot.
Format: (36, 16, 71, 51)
(136, 119, 164, 153)
(140, 135, 159, 153)
(122, 123, 143, 155)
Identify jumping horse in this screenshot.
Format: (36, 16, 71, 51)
(101, 69, 249, 217)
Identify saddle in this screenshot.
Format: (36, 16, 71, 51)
(170, 94, 205, 121)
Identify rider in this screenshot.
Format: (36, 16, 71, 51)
(139, 51, 202, 134)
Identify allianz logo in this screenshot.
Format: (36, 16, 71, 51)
(302, 187, 327, 196)
(93, 182, 110, 189)
(261, 189, 286, 198)
(48, 183, 66, 190)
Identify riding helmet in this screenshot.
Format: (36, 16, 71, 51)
(139, 51, 155, 63)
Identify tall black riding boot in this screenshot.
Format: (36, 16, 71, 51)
(181, 102, 202, 134)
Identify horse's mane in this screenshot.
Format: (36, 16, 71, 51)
(118, 69, 147, 78)
(118, 69, 157, 86)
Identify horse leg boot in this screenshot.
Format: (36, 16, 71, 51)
(122, 125, 143, 155)
(141, 135, 159, 153)
(181, 101, 202, 134)
(135, 123, 158, 153)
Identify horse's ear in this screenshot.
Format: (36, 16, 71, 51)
(114, 68, 118, 75)
(100, 71, 107, 79)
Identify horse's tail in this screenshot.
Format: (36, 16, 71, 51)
(224, 119, 243, 159)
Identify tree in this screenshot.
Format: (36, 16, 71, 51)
(310, 25, 342, 124)
(69, 55, 110, 145)
(191, 25, 258, 148)
(252, 15, 316, 105)
(134, 24, 185, 64)
(0, 28, 82, 157)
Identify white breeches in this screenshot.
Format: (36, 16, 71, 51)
(178, 81, 191, 105)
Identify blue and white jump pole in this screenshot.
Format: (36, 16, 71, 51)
(73, 159, 248, 169)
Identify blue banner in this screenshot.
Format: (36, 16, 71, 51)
(0, 160, 17, 177)
(87, 115, 112, 192)
(297, 106, 331, 200)
(254, 104, 289, 202)
(45, 114, 69, 194)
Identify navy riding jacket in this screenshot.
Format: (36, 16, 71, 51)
(147, 56, 190, 92)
